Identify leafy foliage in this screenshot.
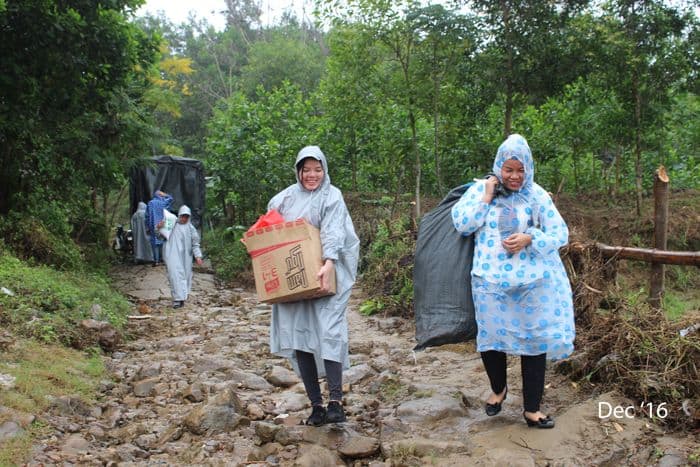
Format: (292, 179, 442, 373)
(360, 216, 415, 317)
(0, 253, 130, 347)
(205, 82, 319, 226)
(202, 226, 253, 286)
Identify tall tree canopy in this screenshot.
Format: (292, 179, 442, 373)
(0, 0, 159, 227)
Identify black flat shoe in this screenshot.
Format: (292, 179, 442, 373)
(485, 387, 507, 416)
(523, 412, 555, 428)
(306, 405, 327, 426)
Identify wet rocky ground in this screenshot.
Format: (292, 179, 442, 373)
(21, 264, 699, 466)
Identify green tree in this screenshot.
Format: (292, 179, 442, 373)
(240, 25, 326, 99)
(597, 0, 693, 213)
(205, 83, 318, 225)
(0, 0, 159, 234)
(468, 0, 589, 137)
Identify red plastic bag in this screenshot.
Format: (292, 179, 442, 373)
(246, 209, 285, 233)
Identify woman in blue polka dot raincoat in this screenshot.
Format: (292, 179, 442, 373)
(451, 134, 574, 429)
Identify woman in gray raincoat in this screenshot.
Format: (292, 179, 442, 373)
(131, 202, 154, 264)
(268, 145, 360, 426)
(162, 205, 203, 309)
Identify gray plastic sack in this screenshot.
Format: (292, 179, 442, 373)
(413, 183, 477, 350)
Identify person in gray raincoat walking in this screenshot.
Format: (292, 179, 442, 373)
(161, 205, 203, 309)
(267, 145, 360, 426)
(131, 202, 154, 264)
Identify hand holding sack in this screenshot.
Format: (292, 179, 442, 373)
(159, 209, 177, 240)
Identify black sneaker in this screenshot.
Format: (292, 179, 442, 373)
(326, 401, 346, 423)
(173, 301, 184, 309)
(306, 405, 326, 426)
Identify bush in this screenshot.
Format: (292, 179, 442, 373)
(203, 226, 254, 287)
(359, 215, 415, 317)
(0, 211, 83, 271)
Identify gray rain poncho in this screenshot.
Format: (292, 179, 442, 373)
(268, 146, 360, 377)
(131, 201, 153, 262)
(163, 205, 203, 302)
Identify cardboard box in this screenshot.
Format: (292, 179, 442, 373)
(243, 219, 336, 304)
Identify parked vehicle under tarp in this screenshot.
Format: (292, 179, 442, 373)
(129, 155, 205, 229)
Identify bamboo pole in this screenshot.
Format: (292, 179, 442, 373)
(649, 166, 669, 308)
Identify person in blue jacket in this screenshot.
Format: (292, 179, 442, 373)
(145, 190, 173, 267)
(451, 134, 574, 429)
(267, 145, 360, 427)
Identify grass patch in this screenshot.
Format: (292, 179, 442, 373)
(0, 339, 105, 465)
(0, 252, 130, 347)
(378, 376, 410, 403)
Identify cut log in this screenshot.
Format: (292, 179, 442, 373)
(649, 165, 670, 307)
(569, 242, 700, 266)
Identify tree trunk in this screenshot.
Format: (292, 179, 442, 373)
(502, 0, 513, 138)
(433, 71, 442, 195)
(410, 106, 421, 220)
(633, 70, 643, 216)
(649, 166, 669, 308)
(350, 128, 357, 192)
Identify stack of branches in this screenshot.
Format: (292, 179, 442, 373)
(560, 242, 700, 431)
(574, 304, 700, 430)
(561, 240, 619, 328)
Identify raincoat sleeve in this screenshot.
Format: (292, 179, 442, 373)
(190, 224, 203, 259)
(319, 189, 349, 262)
(525, 186, 569, 256)
(451, 180, 491, 236)
(267, 187, 291, 215)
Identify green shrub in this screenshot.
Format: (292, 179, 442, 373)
(0, 211, 83, 271)
(360, 215, 415, 317)
(203, 226, 254, 287)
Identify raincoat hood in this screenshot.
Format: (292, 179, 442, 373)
(492, 134, 534, 194)
(294, 145, 330, 192)
(178, 205, 192, 217)
(137, 201, 147, 213)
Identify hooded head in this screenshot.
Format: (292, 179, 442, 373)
(177, 205, 192, 224)
(138, 201, 147, 212)
(492, 134, 534, 194)
(294, 146, 330, 192)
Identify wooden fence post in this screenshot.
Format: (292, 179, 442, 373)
(649, 165, 669, 308)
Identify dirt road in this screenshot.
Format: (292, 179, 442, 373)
(26, 264, 698, 466)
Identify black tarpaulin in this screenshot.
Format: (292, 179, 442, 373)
(129, 156, 206, 229)
(413, 183, 477, 350)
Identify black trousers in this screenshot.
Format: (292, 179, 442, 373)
(295, 350, 343, 407)
(480, 350, 547, 413)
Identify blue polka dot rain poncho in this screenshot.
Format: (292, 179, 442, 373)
(451, 134, 575, 360)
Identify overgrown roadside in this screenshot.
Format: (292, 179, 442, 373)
(0, 251, 130, 465)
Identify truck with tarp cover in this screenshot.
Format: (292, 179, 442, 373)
(129, 155, 206, 229)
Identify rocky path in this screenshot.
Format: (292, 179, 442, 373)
(26, 264, 697, 466)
